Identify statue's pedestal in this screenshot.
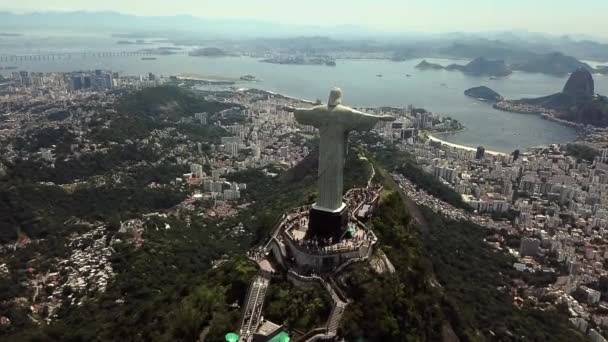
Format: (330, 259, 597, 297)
(307, 203, 348, 240)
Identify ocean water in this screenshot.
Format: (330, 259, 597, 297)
(2, 34, 605, 152)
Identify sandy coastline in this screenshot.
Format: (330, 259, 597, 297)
(237, 88, 315, 104)
(428, 134, 507, 156)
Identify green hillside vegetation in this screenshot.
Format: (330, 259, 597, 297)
(93, 86, 232, 144)
(464, 86, 504, 102)
(117, 85, 233, 121)
(515, 68, 608, 126)
(512, 52, 593, 75)
(264, 276, 332, 332)
(565, 143, 599, 162)
(339, 190, 444, 341)
(0, 179, 186, 243)
(518, 93, 608, 127)
(15, 127, 76, 154)
(446, 57, 512, 77)
(560, 96, 608, 127)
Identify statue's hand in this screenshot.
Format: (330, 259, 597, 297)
(283, 106, 296, 113)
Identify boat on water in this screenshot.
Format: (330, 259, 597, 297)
(406, 74, 412, 77)
(376, 74, 383, 77)
(440, 83, 447, 87)
(141, 57, 157, 60)
(0, 66, 18, 70)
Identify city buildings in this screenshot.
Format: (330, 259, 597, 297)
(393, 136, 608, 341)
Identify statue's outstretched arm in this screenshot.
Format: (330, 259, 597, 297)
(351, 109, 395, 122)
(285, 106, 322, 126)
(345, 108, 395, 131)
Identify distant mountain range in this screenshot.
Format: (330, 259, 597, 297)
(416, 53, 602, 76)
(0, 11, 376, 38)
(1, 11, 608, 72)
(512, 52, 593, 75)
(437, 38, 608, 64)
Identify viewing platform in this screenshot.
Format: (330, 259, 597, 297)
(269, 184, 382, 274)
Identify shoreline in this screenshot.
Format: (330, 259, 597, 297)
(237, 87, 315, 104)
(427, 134, 507, 156)
(234, 87, 570, 156)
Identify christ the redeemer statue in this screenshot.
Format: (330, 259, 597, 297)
(286, 87, 394, 239)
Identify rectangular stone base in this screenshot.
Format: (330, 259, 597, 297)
(307, 205, 348, 241)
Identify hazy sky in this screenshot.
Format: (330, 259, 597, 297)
(3, 0, 608, 37)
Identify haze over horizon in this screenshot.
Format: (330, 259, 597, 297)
(1, 0, 608, 39)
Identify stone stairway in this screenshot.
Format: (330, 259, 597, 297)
(327, 302, 346, 335)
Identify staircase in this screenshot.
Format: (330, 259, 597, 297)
(239, 274, 270, 341)
(327, 302, 346, 335)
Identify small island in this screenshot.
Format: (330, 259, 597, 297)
(117, 39, 148, 45)
(446, 57, 512, 77)
(415, 57, 511, 77)
(415, 60, 444, 70)
(261, 56, 336, 66)
(189, 47, 230, 57)
(239, 75, 258, 82)
(464, 86, 504, 102)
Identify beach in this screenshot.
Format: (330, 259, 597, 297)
(428, 134, 507, 156)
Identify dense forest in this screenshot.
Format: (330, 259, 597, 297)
(264, 276, 332, 332)
(339, 190, 444, 341)
(565, 143, 599, 162)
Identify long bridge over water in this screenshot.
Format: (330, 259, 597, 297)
(0, 51, 188, 63)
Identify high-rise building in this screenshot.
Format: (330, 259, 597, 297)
(252, 145, 261, 160)
(415, 111, 432, 128)
(279, 146, 288, 158)
(190, 163, 204, 178)
(203, 179, 214, 192)
(11, 72, 21, 83)
(212, 181, 223, 193)
(70, 75, 83, 91)
(227, 142, 239, 156)
(476, 146, 486, 160)
(194, 112, 208, 125)
(83, 76, 92, 89)
(19, 71, 30, 85)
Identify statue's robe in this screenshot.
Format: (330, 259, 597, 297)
(294, 104, 384, 211)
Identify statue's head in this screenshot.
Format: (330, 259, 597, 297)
(328, 87, 342, 107)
